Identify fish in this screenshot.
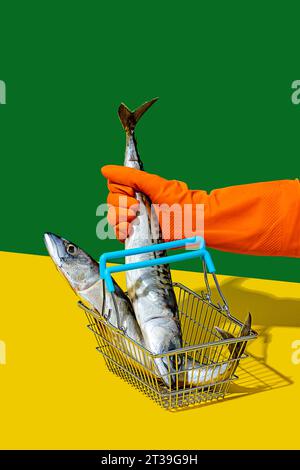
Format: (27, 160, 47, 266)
(118, 98, 182, 386)
(44, 233, 251, 388)
(44, 232, 144, 346)
(180, 313, 252, 386)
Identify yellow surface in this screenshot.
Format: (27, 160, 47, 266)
(0, 250, 300, 450)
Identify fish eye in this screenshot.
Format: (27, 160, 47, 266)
(67, 244, 77, 255)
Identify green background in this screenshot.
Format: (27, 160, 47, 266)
(0, 2, 299, 282)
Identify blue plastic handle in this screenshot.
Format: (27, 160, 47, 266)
(99, 236, 216, 293)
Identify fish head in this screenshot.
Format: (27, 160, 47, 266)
(44, 232, 99, 292)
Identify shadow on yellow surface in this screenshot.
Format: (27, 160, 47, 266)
(218, 277, 300, 328)
(229, 351, 293, 394)
(89, 273, 296, 414)
(81, 271, 298, 415)
(205, 276, 300, 370)
(193, 276, 300, 327)
(1, 251, 299, 449)
(168, 276, 300, 412)
(168, 351, 293, 413)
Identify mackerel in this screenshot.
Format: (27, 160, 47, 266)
(118, 99, 182, 385)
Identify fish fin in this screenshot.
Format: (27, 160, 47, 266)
(215, 313, 252, 358)
(240, 313, 252, 337)
(118, 97, 159, 133)
(238, 313, 252, 356)
(215, 327, 235, 342)
(215, 327, 236, 355)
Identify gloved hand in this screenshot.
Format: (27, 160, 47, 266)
(101, 165, 300, 257)
(101, 164, 205, 242)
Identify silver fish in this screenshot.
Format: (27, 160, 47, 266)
(181, 314, 252, 386)
(118, 99, 182, 385)
(44, 232, 144, 345)
(44, 233, 250, 387)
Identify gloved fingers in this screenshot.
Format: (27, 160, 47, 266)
(107, 192, 139, 210)
(114, 221, 133, 242)
(107, 205, 138, 227)
(102, 165, 172, 203)
(107, 181, 135, 198)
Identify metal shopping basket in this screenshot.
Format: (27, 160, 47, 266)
(78, 236, 257, 409)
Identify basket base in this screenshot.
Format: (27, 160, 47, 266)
(99, 349, 237, 410)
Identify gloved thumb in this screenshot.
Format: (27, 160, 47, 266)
(101, 165, 188, 204)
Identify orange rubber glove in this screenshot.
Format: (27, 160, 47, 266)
(101, 165, 300, 257)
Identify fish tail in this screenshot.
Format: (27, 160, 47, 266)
(215, 313, 252, 359)
(118, 97, 159, 134)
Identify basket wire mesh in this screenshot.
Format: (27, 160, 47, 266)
(78, 278, 257, 410)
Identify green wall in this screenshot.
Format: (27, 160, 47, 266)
(1, 3, 299, 282)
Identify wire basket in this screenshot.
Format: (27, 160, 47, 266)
(78, 249, 257, 409)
